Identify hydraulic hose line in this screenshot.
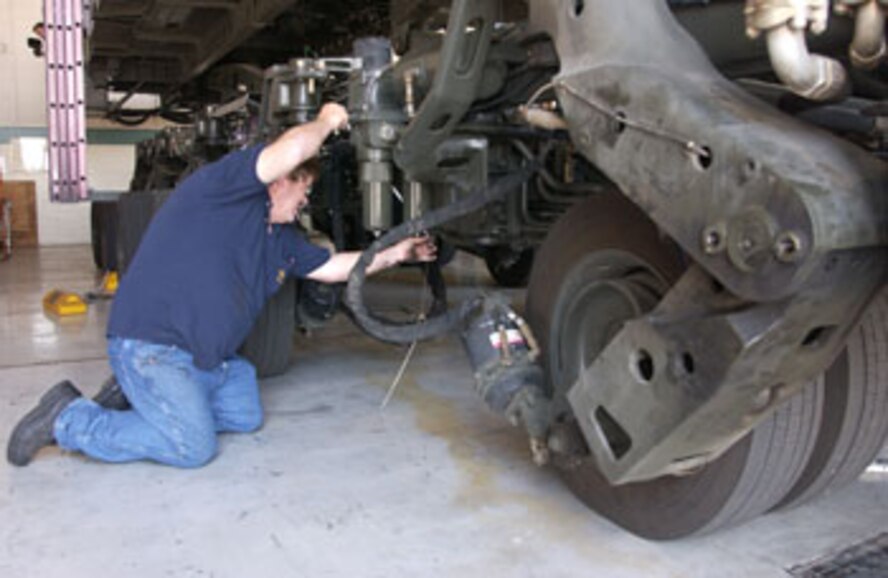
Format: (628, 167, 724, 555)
(345, 163, 539, 344)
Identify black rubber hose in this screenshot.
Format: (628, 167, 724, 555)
(345, 163, 538, 344)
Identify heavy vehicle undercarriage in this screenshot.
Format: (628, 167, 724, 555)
(47, 0, 887, 538)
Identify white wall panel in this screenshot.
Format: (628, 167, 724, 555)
(0, 0, 19, 127)
(9, 0, 45, 125)
(2, 141, 134, 246)
(0, 0, 45, 126)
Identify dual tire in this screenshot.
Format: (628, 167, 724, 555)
(90, 201, 119, 271)
(525, 192, 888, 539)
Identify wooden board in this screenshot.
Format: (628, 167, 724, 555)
(0, 181, 39, 248)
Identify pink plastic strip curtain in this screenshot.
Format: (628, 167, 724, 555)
(45, 0, 88, 202)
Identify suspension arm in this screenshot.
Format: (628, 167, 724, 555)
(531, 0, 887, 484)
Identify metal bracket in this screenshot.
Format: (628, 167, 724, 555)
(394, 0, 500, 180)
(567, 259, 884, 484)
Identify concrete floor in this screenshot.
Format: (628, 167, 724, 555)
(0, 245, 886, 578)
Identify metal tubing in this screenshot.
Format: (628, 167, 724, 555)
(404, 181, 428, 220)
(849, 0, 887, 69)
(518, 105, 568, 131)
(360, 148, 394, 232)
(510, 140, 598, 205)
(765, 25, 848, 101)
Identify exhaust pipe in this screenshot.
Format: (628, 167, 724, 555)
(765, 25, 849, 101)
(746, 0, 849, 101)
(841, 0, 888, 70)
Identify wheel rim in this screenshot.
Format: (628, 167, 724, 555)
(551, 253, 665, 418)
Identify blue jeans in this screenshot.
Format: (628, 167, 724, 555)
(54, 337, 263, 467)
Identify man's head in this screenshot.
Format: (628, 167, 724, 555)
(267, 157, 321, 224)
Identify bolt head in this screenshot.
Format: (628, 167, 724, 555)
(773, 231, 804, 263)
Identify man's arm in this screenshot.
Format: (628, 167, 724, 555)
(307, 236, 437, 284)
(255, 103, 349, 184)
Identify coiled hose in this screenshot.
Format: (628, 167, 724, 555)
(345, 163, 539, 344)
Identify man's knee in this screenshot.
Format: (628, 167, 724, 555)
(227, 357, 258, 385)
(170, 431, 217, 468)
(215, 357, 263, 433)
(242, 407, 263, 432)
(227, 407, 263, 433)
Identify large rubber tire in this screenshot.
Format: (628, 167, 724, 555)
(116, 191, 171, 276)
(239, 278, 297, 378)
(90, 202, 104, 269)
(775, 287, 888, 509)
(90, 201, 119, 271)
(526, 192, 822, 540)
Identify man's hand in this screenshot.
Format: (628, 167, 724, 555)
(318, 103, 350, 133)
(390, 235, 437, 265)
(368, 235, 438, 274)
(257, 101, 350, 184)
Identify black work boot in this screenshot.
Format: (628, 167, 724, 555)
(7, 380, 82, 466)
(92, 375, 130, 411)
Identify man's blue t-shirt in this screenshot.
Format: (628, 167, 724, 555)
(108, 144, 330, 370)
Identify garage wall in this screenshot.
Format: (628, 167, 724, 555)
(0, 142, 135, 246)
(0, 0, 144, 246)
(0, 0, 47, 126)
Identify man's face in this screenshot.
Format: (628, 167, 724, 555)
(268, 175, 313, 224)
